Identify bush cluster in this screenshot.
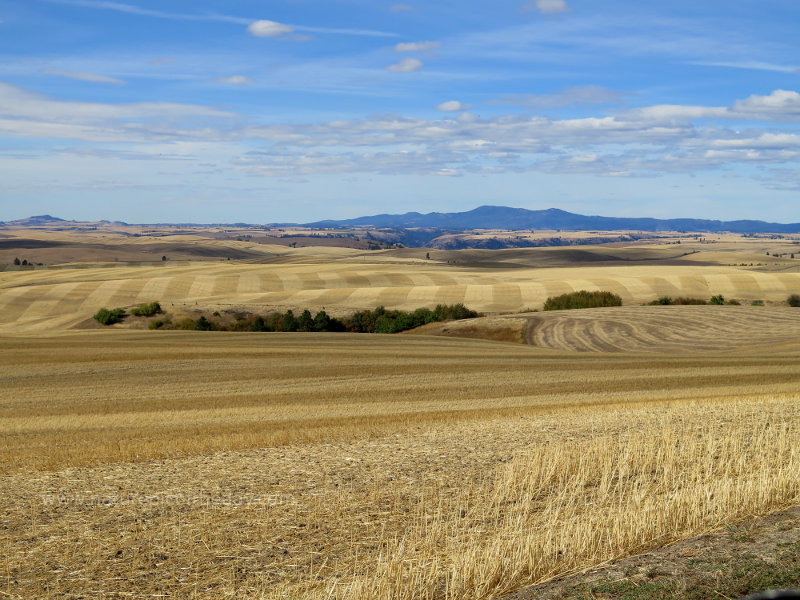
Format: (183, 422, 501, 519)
(130, 301, 162, 317)
(348, 303, 479, 334)
(543, 290, 622, 311)
(93, 307, 126, 325)
(789, 294, 800, 307)
(648, 296, 708, 305)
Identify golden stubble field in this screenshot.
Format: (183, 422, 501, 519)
(1, 331, 800, 599)
(2, 230, 800, 599)
(1, 236, 799, 334)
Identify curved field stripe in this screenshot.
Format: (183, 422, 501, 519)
(17, 282, 82, 321)
(376, 284, 413, 307)
(492, 284, 523, 311)
(640, 276, 683, 298)
(337, 272, 372, 290)
(463, 284, 495, 310)
(382, 272, 416, 288)
(235, 272, 263, 295)
(434, 285, 468, 305)
(309, 287, 359, 307)
(186, 275, 219, 300)
(773, 273, 800, 293)
(76, 279, 129, 312)
(164, 274, 200, 301)
(135, 276, 173, 304)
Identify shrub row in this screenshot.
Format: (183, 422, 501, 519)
(148, 303, 479, 333)
(543, 290, 622, 311)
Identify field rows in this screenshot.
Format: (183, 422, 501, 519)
(1, 332, 799, 599)
(1, 261, 798, 332)
(524, 305, 800, 353)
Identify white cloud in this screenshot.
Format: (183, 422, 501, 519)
(247, 20, 293, 38)
(436, 100, 469, 112)
(394, 41, 441, 53)
(216, 75, 252, 85)
(386, 58, 423, 73)
(525, 0, 570, 14)
(42, 69, 126, 85)
(733, 90, 800, 117)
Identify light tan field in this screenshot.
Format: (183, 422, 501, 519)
(2, 229, 800, 599)
(1, 332, 799, 599)
(1, 236, 799, 334)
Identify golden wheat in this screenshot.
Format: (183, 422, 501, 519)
(0, 331, 799, 598)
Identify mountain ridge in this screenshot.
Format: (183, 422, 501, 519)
(306, 205, 800, 233)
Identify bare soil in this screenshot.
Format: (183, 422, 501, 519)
(505, 505, 800, 600)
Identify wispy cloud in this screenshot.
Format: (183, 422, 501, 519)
(395, 41, 441, 53)
(216, 75, 252, 85)
(42, 69, 126, 85)
(691, 60, 800, 74)
(40, 0, 398, 37)
(489, 86, 628, 109)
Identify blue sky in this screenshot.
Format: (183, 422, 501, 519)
(1, 0, 799, 224)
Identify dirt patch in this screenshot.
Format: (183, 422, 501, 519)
(504, 505, 800, 600)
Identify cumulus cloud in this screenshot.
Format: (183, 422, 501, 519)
(394, 41, 441, 53)
(386, 58, 423, 72)
(247, 19, 294, 38)
(733, 89, 800, 117)
(436, 100, 469, 112)
(216, 75, 252, 85)
(42, 69, 126, 85)
(524, 0, 570, 14)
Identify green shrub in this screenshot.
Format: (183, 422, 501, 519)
(709, 294, 726, 305)
(543, 290, 622, 311)
(751, 300, 765, 306)
(148, 318, 171, 330)
(789, 294, 800, 307)
(130, 301, 162, 317)
(93, 307, 126, 325)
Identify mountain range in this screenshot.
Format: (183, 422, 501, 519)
(307, 205, 800, 233)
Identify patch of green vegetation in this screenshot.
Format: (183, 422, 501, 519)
(146, 303, 480, 334)
(788, 294, 800, 307)
(93, 307, 126, 325)
(565, 541, 800, 600)
(648, 296, 708, 305)
(130, 301, 162, 317)
(543, 290, 623, 311)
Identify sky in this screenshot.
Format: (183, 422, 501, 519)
(1, 0, 799, 224)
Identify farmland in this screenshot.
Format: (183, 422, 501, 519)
(1, 227, 800, 599)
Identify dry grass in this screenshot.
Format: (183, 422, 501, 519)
(1, 332, 799, 599)
(1, 255, 799, 334)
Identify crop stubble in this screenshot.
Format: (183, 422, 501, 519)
(0, 332, 799, 599)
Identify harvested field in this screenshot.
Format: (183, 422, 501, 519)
(415, 305, 800, 353)
(1, 332, 799, 599)
(1, 257, 798, 333)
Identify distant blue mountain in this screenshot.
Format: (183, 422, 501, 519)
(306, 205, 800, 233)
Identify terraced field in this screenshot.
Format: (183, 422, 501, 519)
(1, 254, 799, 333)
(525, 305, 800, 353)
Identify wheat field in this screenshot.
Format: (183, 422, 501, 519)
(1, 257, 799, 333)
(1, 331, 799, 599)
(2, 233, 800, 599)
